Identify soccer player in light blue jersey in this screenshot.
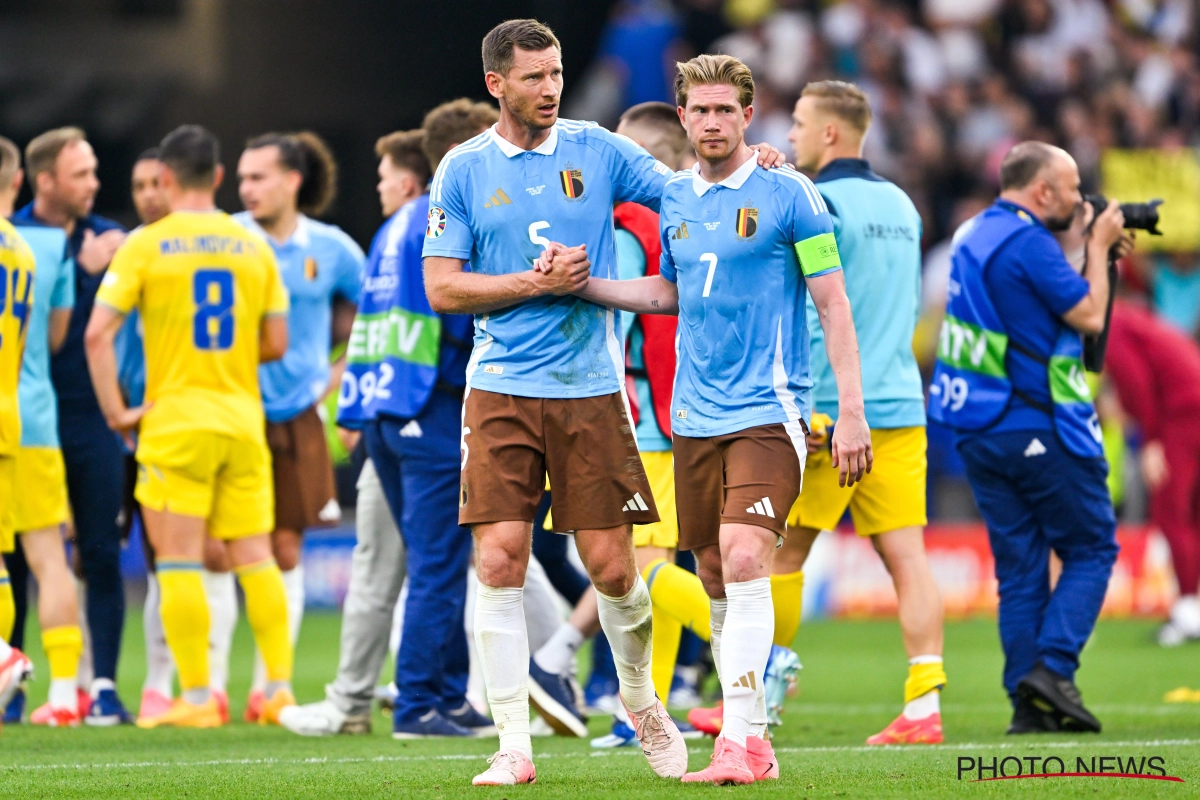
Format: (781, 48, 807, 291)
(234, 132, 363, 721)
(576, 54, 871, 784)
(781, 81, 948, 746)
(420, 19, 774, 787)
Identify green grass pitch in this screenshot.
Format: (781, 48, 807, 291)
(2, 613, 1199, 798)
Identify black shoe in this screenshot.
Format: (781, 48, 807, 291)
(1016, 663, 1101, 733)
(1006, 696, 1060, 734)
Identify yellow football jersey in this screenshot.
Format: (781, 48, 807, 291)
(97, 210, 288, 444)
(0, 219, 36, 457)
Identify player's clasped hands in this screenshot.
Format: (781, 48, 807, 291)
(830, 410, 873, 488)
(532, 241, 590, 295)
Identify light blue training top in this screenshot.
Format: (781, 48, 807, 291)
(13, 224, 74, 448)
(234, 213, 364, 423)
(806, 159, 925, 429)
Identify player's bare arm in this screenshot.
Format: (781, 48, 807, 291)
(84, 303, 149, 447)
(424, 251, 590, 315)
(260, 314, 289, 362)
(806, 269, 872, 487)
(575, 272, 678, 316)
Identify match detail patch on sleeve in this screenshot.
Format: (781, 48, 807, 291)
(426, 207, 447, 239)
(795, 232, 841, 276)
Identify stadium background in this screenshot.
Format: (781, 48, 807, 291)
(4, 0, 1190, 618)
(3, 1, 1200, 795)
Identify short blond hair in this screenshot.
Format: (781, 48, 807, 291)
(25, 126, 86, 183)
(674, 54, 754, 110)
(801, 81, 872, 134)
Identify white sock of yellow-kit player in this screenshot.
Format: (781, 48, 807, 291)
(596, 576, 655, 712)
(142, 573, 175, 696)
(720, 578, 774, 747)
(251, 565, 304, 693)
(75, 578, 94, 690)
(203, 570, 237, 694)
(475, 583, 532, 759)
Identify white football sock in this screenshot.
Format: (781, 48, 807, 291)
(142, 573, 175, 696)
(49, 678, 76, 709)
(203, 570, 237, 694)
(903, 689, 941, 720)
(532, 622, 584, 676)
(475, 583, 532, 759)
(709, 597, 728, 686)
(597, 576, 655, 713)
(75, 578, 94, 688)
(720, 578, 774, 747)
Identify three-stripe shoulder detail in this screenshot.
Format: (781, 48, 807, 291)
(774, 167, 828, 215)
(429, 135, 492, 203)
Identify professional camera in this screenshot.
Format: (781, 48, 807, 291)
(1084, 193, 1164, 235)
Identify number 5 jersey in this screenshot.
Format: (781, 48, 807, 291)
(96, 210, 289, 449)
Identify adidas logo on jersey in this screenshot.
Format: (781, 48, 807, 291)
(1024, 438, 1047, 457)
(317, 498, 341, 523)
(671, 222, 689, 240)
(483, 189, 513, 209)
(622, 493, 650, 513)
(746, 497, 776, 519)
(731, 671, 757, 690)
(400, 420, 423, 438)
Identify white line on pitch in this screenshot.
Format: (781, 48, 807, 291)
(792, 703, 1200, 715)
(4, 738, 1200, 773)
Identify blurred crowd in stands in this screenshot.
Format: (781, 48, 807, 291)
(568, 0, 1200, 521)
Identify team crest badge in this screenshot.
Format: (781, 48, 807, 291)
(559, 169, 584, 199)
(427, 206, 447, 238)
(304, 256, 318, 281)
(736, 207, 758, 239)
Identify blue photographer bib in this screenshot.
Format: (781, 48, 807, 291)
(928, 203, 1102, 458)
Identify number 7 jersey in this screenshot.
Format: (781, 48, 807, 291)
(660, 159, 840, 438)
(96, 210, 289, 444)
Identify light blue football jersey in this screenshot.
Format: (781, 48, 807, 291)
(660, 158, 840, 438)
(13, 223, 74, 448)
(234, 213, 364, 423)
(806, 159, 925, 428)
(422, 120, 671, 399)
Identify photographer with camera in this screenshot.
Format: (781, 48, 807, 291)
(929, 142, 1134, 735)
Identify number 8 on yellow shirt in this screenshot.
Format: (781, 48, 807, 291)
(96, 211, 289, 539)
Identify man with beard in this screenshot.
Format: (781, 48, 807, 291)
(12, 127, 131, 725)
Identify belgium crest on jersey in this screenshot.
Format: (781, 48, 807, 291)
(736, 207, 758, 239)
(560, 168, 584, 200)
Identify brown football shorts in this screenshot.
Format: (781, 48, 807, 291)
(673, 422, 807, 551)
(459, 388, 659, 531)
(266, 404, 339, 533)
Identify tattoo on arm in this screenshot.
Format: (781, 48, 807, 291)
(651, 299, 659, 308)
